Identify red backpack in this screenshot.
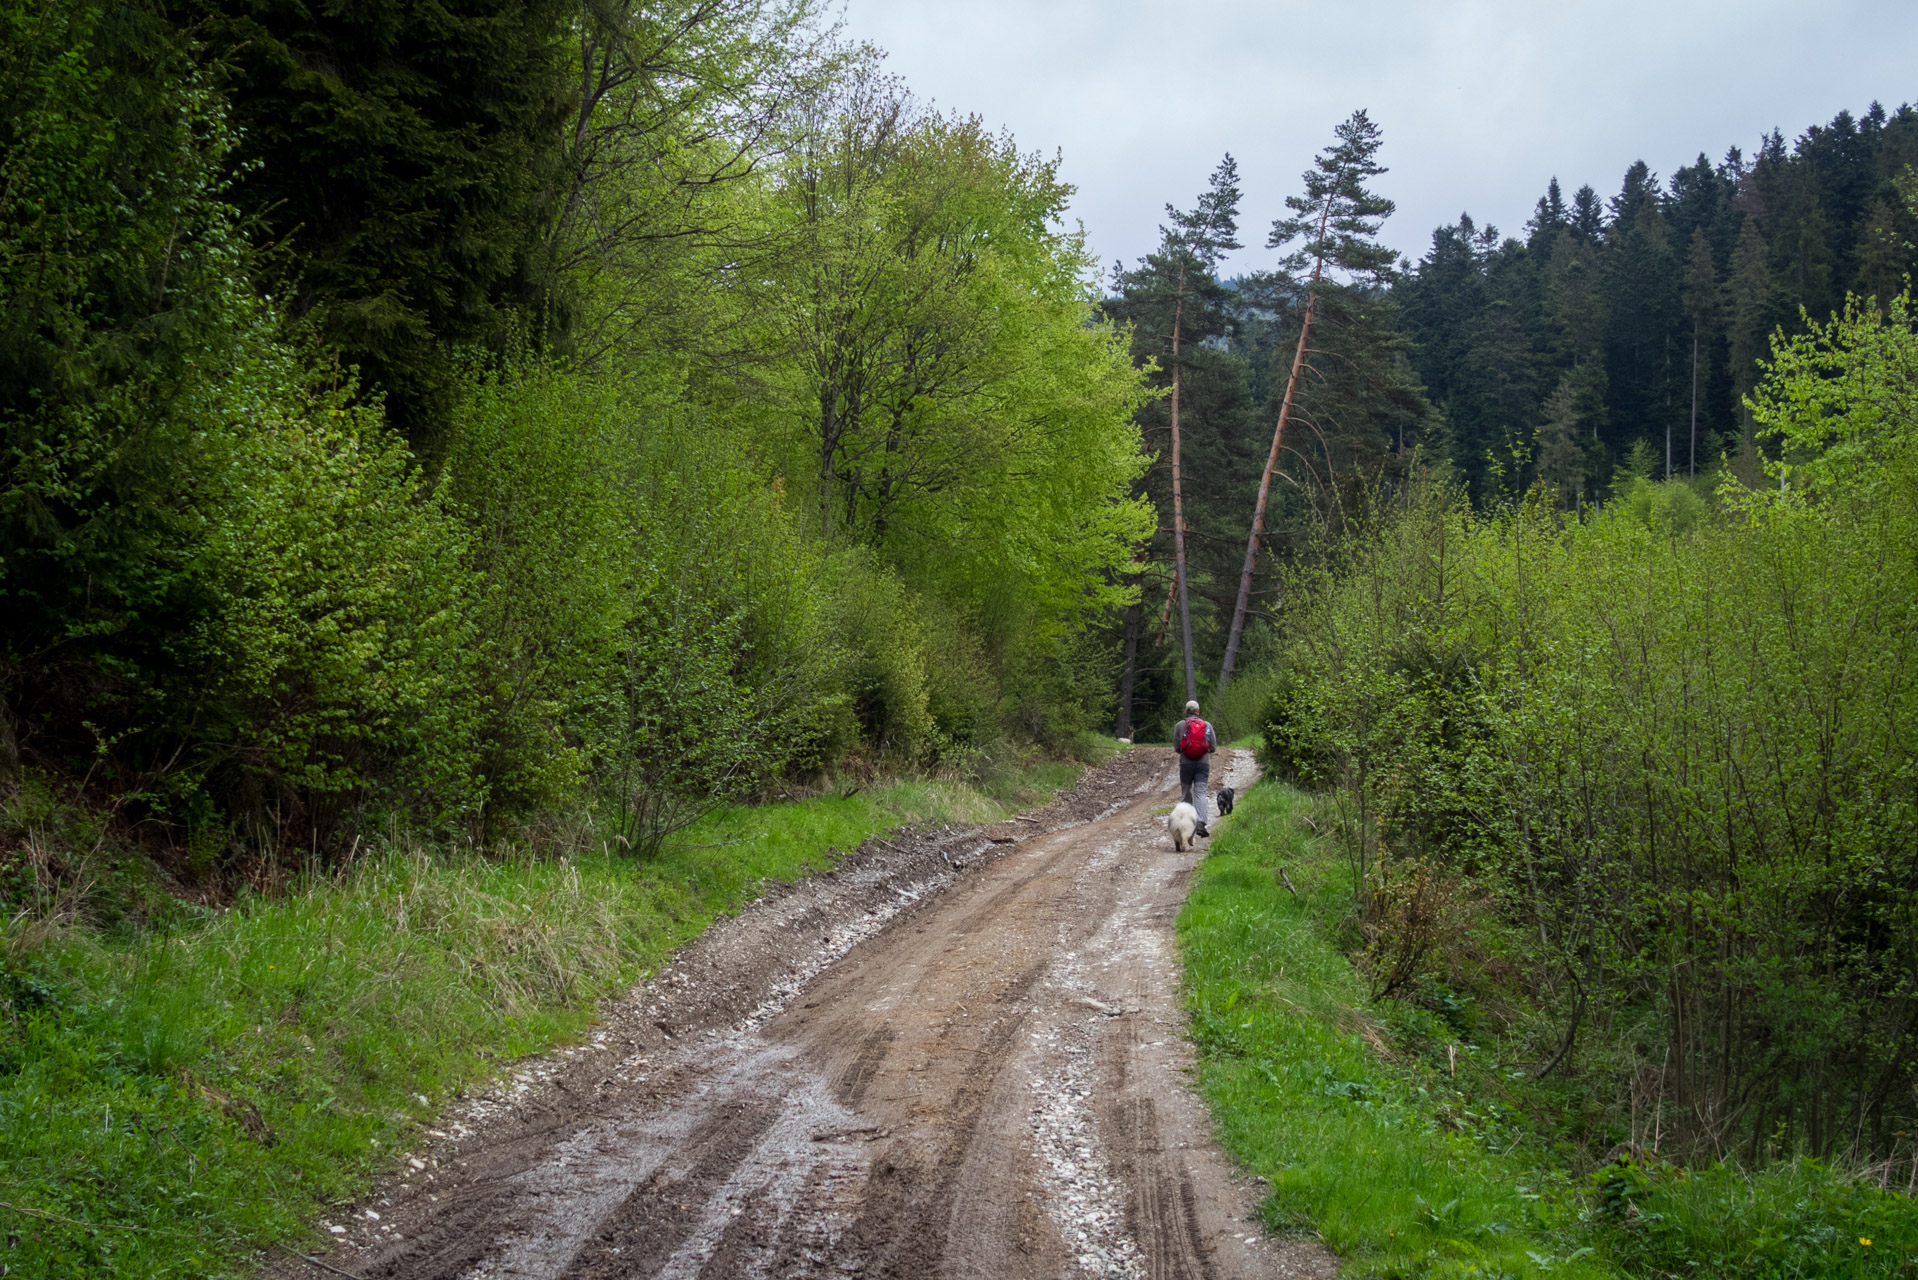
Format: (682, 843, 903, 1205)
(1177, 717, 1210, 760)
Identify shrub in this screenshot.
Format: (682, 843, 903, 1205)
(1268, 294, 1918, 1168)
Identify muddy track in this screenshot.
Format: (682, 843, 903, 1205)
(274, 750, 1336, 1280)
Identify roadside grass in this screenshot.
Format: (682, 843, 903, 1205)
(1178, 780, 1606, 1279)
(1179, 779, 1918, 1279)
(0, 762, 1079, 1279)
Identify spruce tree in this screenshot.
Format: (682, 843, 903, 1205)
(1723, 217, 1774, 465)
(1535, 376, 1585, 509)
(1527, 177, 1570, 254)
(1851, 198, 1909, 310)
(1570, 184, 1606, 241)
(1771, 164, 1837, 321)
(1604, 179, 1680, 480)
(177, 0, 573, 449)
(1681, 228, 1718, 477)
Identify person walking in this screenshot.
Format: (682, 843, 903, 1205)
(1172, 700, 1217, 837)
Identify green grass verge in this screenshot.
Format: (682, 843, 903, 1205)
(1178, 780, 1918, 1279)
(1179, 780, 1610, 1279)
(0, 765, 1075, 1279)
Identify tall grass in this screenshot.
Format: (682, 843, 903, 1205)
(0, 767, 1072, 1278)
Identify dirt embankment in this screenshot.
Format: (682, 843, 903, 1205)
(273, 749, 1336, 1280)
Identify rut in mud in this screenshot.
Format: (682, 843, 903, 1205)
(276, 749, 1336, 1280)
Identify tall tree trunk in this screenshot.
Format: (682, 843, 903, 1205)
(1115, 599, 1142, 740)
(1169, 266, 1198, 704)
(1219, 186, 1339, 693)
(1664, 337, 1672, 481)
(1154, 567, 1176, 646)
(1218, 289, 1318, 692)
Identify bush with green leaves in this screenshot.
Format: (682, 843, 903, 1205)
(0, 3, 484, 858)
(2, 0, 1151, 880)
(1263, 292, 1918, 1174)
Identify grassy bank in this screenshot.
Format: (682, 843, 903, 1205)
(1179, 780, 1918, 1279)
(1179, 780, 1603, 1278)
(0, 761, 1081, 1279)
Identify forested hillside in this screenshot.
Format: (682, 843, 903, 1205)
(0, 0, 1150, 874)
(1103, 99, 1918, 742)
(1399, 103, 1918, 502)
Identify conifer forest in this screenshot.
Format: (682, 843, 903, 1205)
(4, 2, 1918, 1276)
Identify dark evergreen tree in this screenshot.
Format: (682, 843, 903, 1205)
(1680, 228, 1718, 477)
(1771, 162, 1837, 323)
(175, 0, 574, 449)
(1527, 177, 1570, 254)
(1722, 216, 1775, 458)
(1570, 184, 1606, 241)
(1851, 197, 1909, 308)
(1604, 176, 1681, 476)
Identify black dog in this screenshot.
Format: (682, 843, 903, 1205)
(1216, 787, 1235, 816)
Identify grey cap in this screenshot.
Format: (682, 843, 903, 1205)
(1185, 700, 1200, 714)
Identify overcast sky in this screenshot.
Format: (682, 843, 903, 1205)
(837, 0, 1918, 278)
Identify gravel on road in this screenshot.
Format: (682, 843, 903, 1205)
(272, 749, 1338, 1280)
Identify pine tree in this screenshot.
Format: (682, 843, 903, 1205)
(1163, 156, 1244, 704)
(1106, 156, 1243, 718)
(1220, 110, 1397, 691)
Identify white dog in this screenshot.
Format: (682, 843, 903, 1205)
(1167, 801, 1199, 852)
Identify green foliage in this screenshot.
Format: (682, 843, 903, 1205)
(1182, 781, 1918, 1279)
(1179, 782, 1606, 1278)
(0, 9, 1156, 1267)
(744, 94, 1153, 644)
(1753, 292, 1918, 494)
(183, 0, 576, 445)
(1599, 1158, 1918, 1278)
(3, 0, 1147, 863)
(1261, 296, 1918, 1177)
(0, 3, 483, 844)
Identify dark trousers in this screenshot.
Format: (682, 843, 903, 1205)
(1178, 756, 1210, 825)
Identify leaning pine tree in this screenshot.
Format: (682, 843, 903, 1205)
(1217, 110, 1396, 691)
(1108, 156, 1242, 714)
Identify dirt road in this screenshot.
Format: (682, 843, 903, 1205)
(281, 749, 1335, 1280)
